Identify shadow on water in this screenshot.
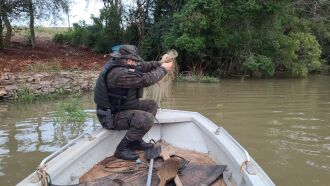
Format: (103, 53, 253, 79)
(0, 75, 329, 185)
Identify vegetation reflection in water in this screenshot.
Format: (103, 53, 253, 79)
(0, 76, 329, 186)
(0, 96, 100, 185)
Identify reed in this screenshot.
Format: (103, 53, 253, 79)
(143, 50, 178, 105)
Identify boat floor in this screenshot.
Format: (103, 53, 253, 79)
(80, 142, 226, 186)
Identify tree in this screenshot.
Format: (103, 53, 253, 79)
(0, 0, 22, 49)
(3, 12, 12, 47)
(0, 12, 3, 50)
(20, 0, 72, 48)
(27, 0, 35, 48)
(293, 0, 330, 64)
(57, 0, 327, 76)
(161, 0, 226, 74)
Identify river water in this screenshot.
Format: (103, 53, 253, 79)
(0, 75, 329, 185)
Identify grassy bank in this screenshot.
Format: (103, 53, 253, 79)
(12, 85, 79, 104)
(175, 74, 220, 83)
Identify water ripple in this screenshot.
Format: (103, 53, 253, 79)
(323, 144, 330, 151)
(284, 117, 324, 121)
(291, 125, 320, 130)
(287, 112, 305, 115)
(268, 120, 283, 126)
(306, 160, 330, 171)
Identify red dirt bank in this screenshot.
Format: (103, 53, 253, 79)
(0, 39, 106, 73)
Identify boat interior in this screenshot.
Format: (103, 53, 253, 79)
(79, 141, 227, 186)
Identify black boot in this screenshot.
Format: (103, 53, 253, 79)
(114, 137, 139, 160)
(130, 139, 154, 150)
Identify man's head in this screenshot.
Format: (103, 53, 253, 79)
(110, 45, 144, 66)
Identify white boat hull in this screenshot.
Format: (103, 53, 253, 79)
(18, 109, 275, 186)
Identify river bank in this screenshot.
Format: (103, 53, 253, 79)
(0, 71, 98, 101)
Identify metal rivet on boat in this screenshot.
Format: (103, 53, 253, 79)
(214, 127, 221, 135)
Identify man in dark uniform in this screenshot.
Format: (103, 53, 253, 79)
(94, 45, 173, 160)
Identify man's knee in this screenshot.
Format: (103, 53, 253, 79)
(148, 99, 158, 109)
(142, 112, 154, 129)
(134, 112, 154, 130)
(143, 99, 158, 115)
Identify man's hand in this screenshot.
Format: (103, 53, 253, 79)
(161, 54, 173, 64)
(161, 61, 173, 72)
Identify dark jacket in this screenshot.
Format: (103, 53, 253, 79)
(94, 59, 167, 111)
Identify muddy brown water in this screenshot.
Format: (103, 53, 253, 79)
(0, 75, 329, 185)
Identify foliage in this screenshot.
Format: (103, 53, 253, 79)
(0, 0, 71, 50)
(13, 86, 35, 103)
(176, 74, 219, 83)
(244, 54, 274, 77)
(53, 95, 87, 123)
(54, 0, 329, 77)
(53, 1, 123, 53)
(276, 33, 322, 77)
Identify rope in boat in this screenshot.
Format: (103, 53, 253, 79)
(101, 158, 160, 174)
(36, 165, 51, 186)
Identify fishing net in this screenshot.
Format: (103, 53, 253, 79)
(143, 49, 178, 105)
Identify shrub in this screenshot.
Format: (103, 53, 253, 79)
(53, 33, 66, 43)
(244, 54, 274, 77)
(277, 32, 322, 77)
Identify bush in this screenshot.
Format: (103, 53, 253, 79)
(53, 33, 66, 43)
(175, 74, 219, 83)
(244, 54, 274, 77)
(277, 32, 322, 77)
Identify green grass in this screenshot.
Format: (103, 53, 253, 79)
(13, 26, 69, 40)
(13, 86, 35, 103)
(12, 84, 79, 104)
(175, 74, 219, 83)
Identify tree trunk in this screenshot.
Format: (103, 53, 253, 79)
(28, 0, 36, 48)
(3, 13, 12, 47)
(67, 12, 70, 29)
(136, 0, 145, 47)
(0, 15, 3, 50)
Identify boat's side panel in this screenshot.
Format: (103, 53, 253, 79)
(51, 130, 126, 184)
(189, 112, 275, 186)
(159, 121, 209, 153)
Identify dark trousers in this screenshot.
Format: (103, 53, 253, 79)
(97, 100, 158, 141)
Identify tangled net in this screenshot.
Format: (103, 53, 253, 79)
(143, 49, 178, 105)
